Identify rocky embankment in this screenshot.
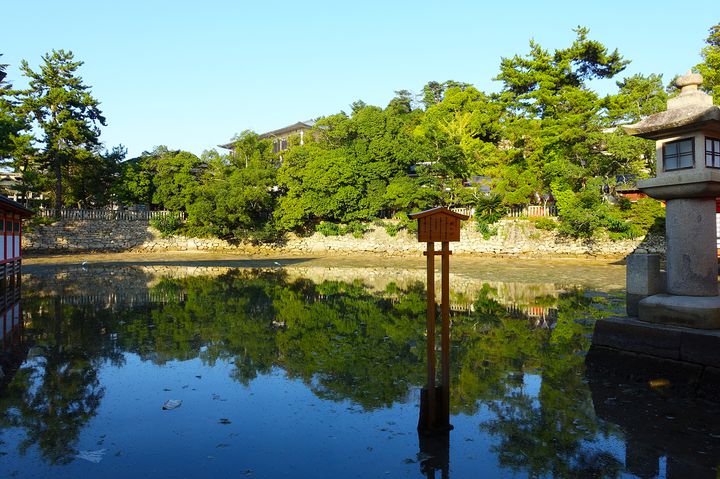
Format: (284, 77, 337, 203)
(23, 218, 664, 258)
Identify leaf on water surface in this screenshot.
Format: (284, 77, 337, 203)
(76, 449, 106, 463)
(648, 378, 670, 388)
(416, 452, 434, 462)
(162, 399, 183, 410)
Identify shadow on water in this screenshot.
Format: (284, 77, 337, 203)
(2, 264, 719, 477)
(586, 347, 720, 479)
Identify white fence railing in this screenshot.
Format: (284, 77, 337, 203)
(35, 209, 186, 221)
(451, 205, 557, 218)
(506, 205, 557, 218)
(450, 207, 475, 217)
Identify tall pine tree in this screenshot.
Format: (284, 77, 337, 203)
(17, 49, 106, 214)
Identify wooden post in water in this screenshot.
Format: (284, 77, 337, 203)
(409, 207, 468, 435)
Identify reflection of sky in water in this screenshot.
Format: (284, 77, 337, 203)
(1, 264, 717, 478)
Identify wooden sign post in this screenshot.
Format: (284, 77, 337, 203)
(409, 207, 468, 435)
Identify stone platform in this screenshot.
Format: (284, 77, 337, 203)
(639, 294, 720, 329)
(592, 316, 720, 368)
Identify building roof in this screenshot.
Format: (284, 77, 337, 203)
(219, 120, 316, 150)
(0, 195, 34, 217)
(408, 206, 470, 220)
(258, 120, 315, 140)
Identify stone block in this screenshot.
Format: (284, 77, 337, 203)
(697, 366, 720, 402)
(626, 253, 664, 316)
(626, 253, 663, 295)
(639, 294, 720, 329)
(679, 329, 720, 367)
(592, 317, 681, 359)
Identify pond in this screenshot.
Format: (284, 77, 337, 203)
(1, 258, 719, 478)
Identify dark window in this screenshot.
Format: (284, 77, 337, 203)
(0, 220, 4, 232)
(272, 140, 280, 154)
(663, 138, 694, 170)
(13, 222, 19, 232)
(706, 137, 720, 168)
(281, 139, 288, 150)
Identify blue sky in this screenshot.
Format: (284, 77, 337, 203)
(2, 1, 717, 159)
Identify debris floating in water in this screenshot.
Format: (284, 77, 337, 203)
(76, 449, 106, 463)
(162, 399, 183, 410)
(648, 378, 670, 388)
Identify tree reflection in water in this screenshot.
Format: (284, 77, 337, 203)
(2, 266, 653, 476)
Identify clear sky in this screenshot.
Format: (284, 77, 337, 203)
(2, 1, 717, 159)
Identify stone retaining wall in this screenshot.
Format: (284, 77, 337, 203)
(23, 218, 665, 258)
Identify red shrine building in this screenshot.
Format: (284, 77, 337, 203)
(0, 195, 33, 283)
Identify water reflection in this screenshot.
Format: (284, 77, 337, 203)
(0, 263, 716, 477)
(587, 347, 720, 479)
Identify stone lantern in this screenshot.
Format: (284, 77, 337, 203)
(624, 72, 720, 328)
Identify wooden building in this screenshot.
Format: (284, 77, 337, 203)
(0, 195, 33, 283)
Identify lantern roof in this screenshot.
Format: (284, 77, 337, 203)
(623, 72, 720, 140)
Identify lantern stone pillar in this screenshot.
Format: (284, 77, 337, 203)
(665, 198, 718, 296)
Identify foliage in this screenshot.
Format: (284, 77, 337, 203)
(383, 212, 417, 237)
(316, 221, 342, 236)
(185, 145, 278, 243)
(3, 25, 715, 242)
(149, 213, 184, 237)
(554, 181, 609, 238)
(15, 50, 107, 212)
(147, 146, 203, 211)
(615, 197, 665, 237)
(533, 217, 557, 231)
(474, 194, 506, 239)
(696, 22, 720, 103)
(316, 221, 369, 238)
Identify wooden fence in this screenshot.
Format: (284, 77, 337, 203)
(35, 209, 186, 221)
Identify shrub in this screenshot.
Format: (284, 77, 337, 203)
(555, 184, 608, 238)
(383, 212, 417, 237)
(473, 194, 506, 239)
(150, 214, 184, 237)
(316, 221, 342, 236)
(533, 217, 557, 231)
(476, 220, 498, 240)
(342, 221, 368, 238)
(474, 194, 506, 224)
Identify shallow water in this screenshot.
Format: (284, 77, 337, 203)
(1, 260, 717, 478)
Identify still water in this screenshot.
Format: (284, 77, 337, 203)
(1, 258, 718, 478)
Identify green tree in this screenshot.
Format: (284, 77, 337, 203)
(275, 99, 422, 230)
(696, 22, 720, 103)
(17, 50, 106, 215)
(495, 27, 629, 195)
(114, 154, 156, 207)
(601, 73, 667, 179)
(146, 146, 203, 211)
(186, 147, 279, 242)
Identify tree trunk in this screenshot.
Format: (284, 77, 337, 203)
(54, 156, 62, 218)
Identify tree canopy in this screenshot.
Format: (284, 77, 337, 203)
(4, 23, 717, 239)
